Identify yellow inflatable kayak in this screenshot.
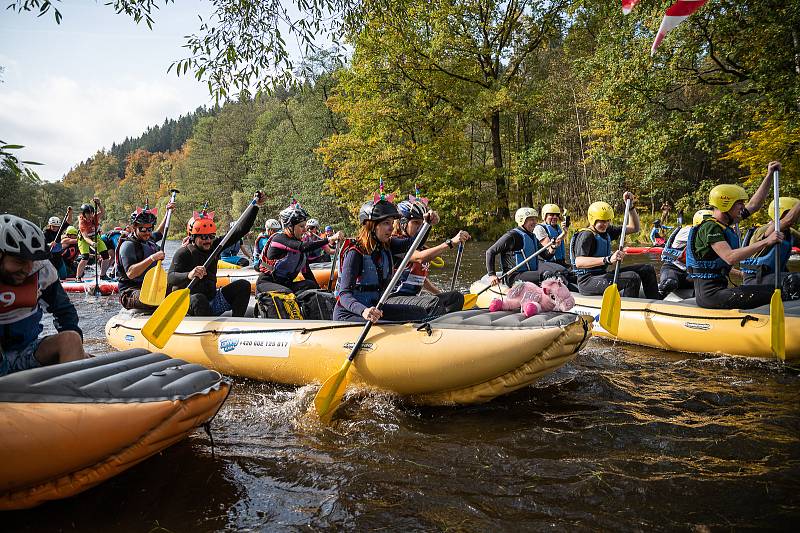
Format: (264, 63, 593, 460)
(216, 264, 336, 293)
(106, 309, 592, 405)
(468, 278, 799, 361)
(0, 349, 230, 510)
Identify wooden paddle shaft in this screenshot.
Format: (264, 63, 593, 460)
(344, 221, 432, 363)
(612, 198, 632, 286)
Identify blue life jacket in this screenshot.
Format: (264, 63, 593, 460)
(512, 227, 541, 273)
(220, 239, 242, 259)
(253, 234, 270, 268)
(741, 227, 793, 276)
(393, 259, 429, 296)
(661, 226, 684, 265)
(335, 242, 393, 307)
(537, 223, 565, 261)
(570, 228, 611, 276)
(686, 220, 740, 280)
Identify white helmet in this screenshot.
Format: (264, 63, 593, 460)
(0, 214, 50, 260)
(307, 218, 320, 228)
(47, 216, 61, 226)
(265, 218, 281, 230)
(514, 207, 539, 227)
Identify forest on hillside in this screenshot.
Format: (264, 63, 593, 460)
(3, 0, 799, 238)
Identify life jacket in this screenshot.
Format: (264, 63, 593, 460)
(0, 261, 58, 351)
(511, 227, 541, 273)
(115, 235, 161, 291)
(78, 215, 98, 237)
(569, 228, 611, 276)
(686, 220, 740, 280)
(650, 227, 667, 246)
(104, 229, 123, 249)
(220, 239, 242, 258)
(740, 226, 794, 277)
(661, 226, 685, 265)
(537, 223, 565, 261)
(253, 233, 270, 267)
(258, 234, 306, 281)
(334, 239, 392, 308)
(393, 258, 431, 296)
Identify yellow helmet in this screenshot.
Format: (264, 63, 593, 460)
(515, 207, 539, 227)
(541, 203, 561, 217)
(768, 196, 799, 220)
(588, 201, 614, 225)
(708, 184, 748, 212)
(692, 209, 713, 226)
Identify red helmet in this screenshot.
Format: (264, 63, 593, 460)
(187, 210, 217, 235)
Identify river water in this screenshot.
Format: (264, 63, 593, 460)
(7, 242, 800, 531)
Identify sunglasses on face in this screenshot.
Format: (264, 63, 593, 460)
(137, 226, 154, 232)
(196, 234, 215, 240)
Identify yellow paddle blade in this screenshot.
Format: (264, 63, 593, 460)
(139, 261, 167, 306)
(770, 289, 785, 360)
(141, 288, 190, 349)
(462, 293, 478, 310)
(314, 360, 353, 423)
(599, 283, 622, 336)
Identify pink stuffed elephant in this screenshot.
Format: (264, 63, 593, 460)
(489, 281, 548, 317)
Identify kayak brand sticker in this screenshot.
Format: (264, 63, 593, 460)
(217, 330, 293, 357)
(683, 321, 711, 331)
(124, 335, 135, 342)
(342, 342, 375, 352)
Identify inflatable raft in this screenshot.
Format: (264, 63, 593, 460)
(106, 309, 592, 405)
(468, 278, 799, 361)
(216, 264, 336, 293)
(61, 278, 119, 295)
(0, 349, 231, 510)
(624, 246, 664, 255)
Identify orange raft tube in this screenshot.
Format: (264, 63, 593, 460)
(0, 349, 231, 510)
(216, 262, 336, 293)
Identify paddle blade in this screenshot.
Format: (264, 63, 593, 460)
(314, 360, 352, 423)
(139, 261, 167, 306)
(141, 288, 190, 349)
(770, 289, 785, 360)
(599, 283, 622, 336)
(462, 293, 478, 310)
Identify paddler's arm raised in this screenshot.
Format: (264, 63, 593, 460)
(226, 192, 266, 245)
(745, 162, 781, 215)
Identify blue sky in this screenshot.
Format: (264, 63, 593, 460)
(0, 1, 215, 181)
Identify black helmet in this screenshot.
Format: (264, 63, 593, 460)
(653, 219, 661, 227)
(397, 199, 427, 221)
(0, 214, 50, 260)
(80, 203, 95, 215)
(279, 204, 310, 228)
(130, 208, 157, 226)
(359, 199, 401, 225)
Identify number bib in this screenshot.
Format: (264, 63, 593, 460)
(0, 273, 39, 313)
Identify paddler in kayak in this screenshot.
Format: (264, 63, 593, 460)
(333, 195, 440, 323)
(386, 197, 470, 315)
(43, 208, 72, 279)
(168, 192, 265, 317)
(255, 202, 343, 313)
(0, 214, 88, 376)
(657, 209, 712, 298)
(740, 195, 800, 300)
(486, 207, 566, 287)
(570, 192, 660, 298)
(253, 218, 281, 270)
(116, 199, 175, 310)
(687, 161, 786, 309)
(303, 218, 336, 264)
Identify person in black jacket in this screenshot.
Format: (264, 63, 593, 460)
(167, 192, 265, 317)
(1, 214, 87, 377)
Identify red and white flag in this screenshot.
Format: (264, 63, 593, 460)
(622, 0, 641, 15)
(651, 0, 708, 55)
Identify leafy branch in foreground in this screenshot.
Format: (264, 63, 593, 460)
(1, 140, 42, 180)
